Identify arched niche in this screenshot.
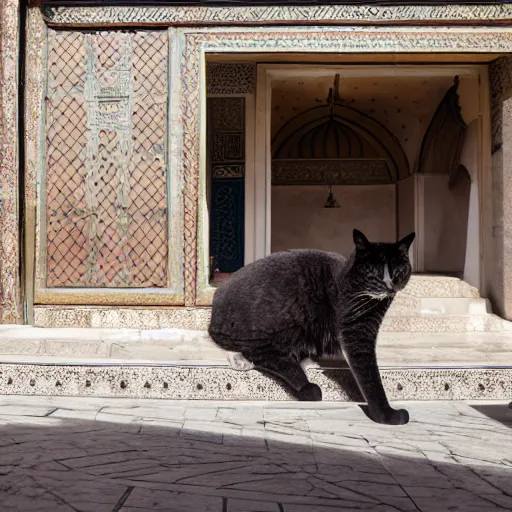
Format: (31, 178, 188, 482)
(271, 103, 410, 186)
(417, 76, 467, 183)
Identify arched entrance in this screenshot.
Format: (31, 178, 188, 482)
(271, 74, 410, 257)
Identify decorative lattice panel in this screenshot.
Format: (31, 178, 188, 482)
(208, 97, 245, 274)
(45, 30, 169, 288)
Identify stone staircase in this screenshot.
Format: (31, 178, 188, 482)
(385, 275, 511, 332)
(0, 276, 511, 401)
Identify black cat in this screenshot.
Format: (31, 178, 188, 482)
(208, 229, 416, 425)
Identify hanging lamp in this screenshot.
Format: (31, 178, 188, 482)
(323, 185, 340, 208)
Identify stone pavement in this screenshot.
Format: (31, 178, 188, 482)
(0, 397, 511, 512)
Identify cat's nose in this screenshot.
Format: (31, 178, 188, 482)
(391, 282, 402, 292)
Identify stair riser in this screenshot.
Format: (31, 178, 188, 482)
(399, 277, 480, 299)
(388, 298, 490, 316)
(0, 364, 510, 401)
(34, 305, 496, 331)
(33, 277, 483, 329)
(382, 315, 505, 332)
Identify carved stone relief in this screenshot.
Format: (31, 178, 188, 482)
(271, 160, 391, 186)
(43, 4, 512, 26)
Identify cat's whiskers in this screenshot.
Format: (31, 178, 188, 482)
(345, 297, 374, 320)
(363, 291, 389, 300)
(343, 290, 391, 321)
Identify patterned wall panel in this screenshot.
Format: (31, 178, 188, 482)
(210, 180, 244, 274)
(208, 97, 245, 274)
(45, 30, 169, 288)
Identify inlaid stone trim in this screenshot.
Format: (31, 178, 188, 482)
(42, 4, 512, 27)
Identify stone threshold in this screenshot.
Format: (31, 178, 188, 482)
(2, 326, 512, 368)
(0, 325, 511, 401)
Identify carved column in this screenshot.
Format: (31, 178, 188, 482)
(489, 57, 512, 320)
(0, 0, 22, 323)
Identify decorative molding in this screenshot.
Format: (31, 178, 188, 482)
(25, 7, 48, 323)
(0, 362, 510, 401)
(0, 0, 22, 323)
(213, 165, 244, 179)
(206, 63, 255, 95)
(196, 28, 512, 53)
(182, 34, 201, 306)
(43, 4, 512, 27)
(272, 159, 391, 186)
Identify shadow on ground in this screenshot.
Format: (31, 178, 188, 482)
(1, 399, 512, 511)
(470, 403, 512, 429)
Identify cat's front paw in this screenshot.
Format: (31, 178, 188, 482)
(226, 351, 254, 371)
(297, 383, 322, 402)
(370, 407, 409, 425)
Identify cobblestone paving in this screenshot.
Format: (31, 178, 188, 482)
(0, 397, 511, 511)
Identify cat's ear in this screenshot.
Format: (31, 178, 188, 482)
(353, 229, 370, 251)
(397, 232, 416, 252)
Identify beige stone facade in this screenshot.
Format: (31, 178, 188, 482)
(2, 2, 512, 327)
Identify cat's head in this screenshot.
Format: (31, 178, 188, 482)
(351, 229, 415, 298)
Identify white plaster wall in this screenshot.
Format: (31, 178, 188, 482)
(460, 120, 480, 288)
(397, 176, 415, 239)
(422, 174, 470, 274)
(271, 184, 396, 257)
(397, 176, 416, 270)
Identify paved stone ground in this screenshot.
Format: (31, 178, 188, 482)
(0, 397, 511, 512)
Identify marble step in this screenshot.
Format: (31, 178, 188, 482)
(388, 296, 490, 316)
(398, 275, 480, 299)
(1, 327, 510, 401)
(381, 312, 512, 332)
(2, 326, 512, 367)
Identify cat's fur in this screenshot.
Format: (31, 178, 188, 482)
(208, 229, 416, 425)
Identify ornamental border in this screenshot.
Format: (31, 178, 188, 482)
(0, 0, 22, 323)
(42, 4, 512, 27)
